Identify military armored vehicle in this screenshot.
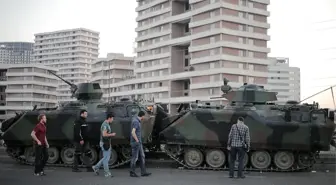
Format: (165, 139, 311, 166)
(157, 78, 336, 172)
(0, 70, 160, 168)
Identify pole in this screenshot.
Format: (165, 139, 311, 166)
(109, 61, 111, 103)
(331, 87, 336, 109)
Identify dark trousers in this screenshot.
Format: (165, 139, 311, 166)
(130, 142, 146, 174)
(73, 141, 91, 170)
(229, 147, 245, 177)
(34, 145, 48, 174)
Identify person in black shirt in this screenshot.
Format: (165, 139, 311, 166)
(72, 110, 93, 172)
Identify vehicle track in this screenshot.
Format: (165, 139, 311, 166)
(163, 145, 318, 172)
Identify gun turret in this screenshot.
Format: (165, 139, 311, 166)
(223, 83, 278, 104)
(48, 70, 103, 101)
(48, 70, 78, 98)
(214, 77, 278, 104)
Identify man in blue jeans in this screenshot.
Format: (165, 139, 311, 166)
(92, 113, 116, 177)
(129, 111, 151, 177)
(227, 117, 250, 178)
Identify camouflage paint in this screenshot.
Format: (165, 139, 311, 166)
(159, 83, 335, 152)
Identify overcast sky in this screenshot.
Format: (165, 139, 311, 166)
(0, 0, 335, 108)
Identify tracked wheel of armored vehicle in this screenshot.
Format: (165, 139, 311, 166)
(157, 79, 336, 172)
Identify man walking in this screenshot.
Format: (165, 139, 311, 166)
(72, 110, 93, 172)
(227, 117, 250, 178)
(92, 113, 116, 177)
(129, 111, 151, 177)
(31, 114, 49, 176)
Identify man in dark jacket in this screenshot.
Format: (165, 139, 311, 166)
(72, 110, 93, 172)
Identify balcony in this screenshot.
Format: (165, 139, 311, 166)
(171, 79, 190, 97)
(135, 10, 192, 32)
(172, 0, 191, 16)
(0, 76, 7, 81)
(171, 45, 190, 74)
(171, 18, 191, 39)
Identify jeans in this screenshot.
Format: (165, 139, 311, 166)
(34, 145, 48, 174)
(229, 147, 245, 177)
(73, 141, 92, 170)
(130, 142, 146, 174)
(93, 142, 111, 175)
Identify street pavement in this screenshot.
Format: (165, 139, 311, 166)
(0, 147, 335, 185)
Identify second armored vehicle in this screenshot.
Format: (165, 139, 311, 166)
(157, 79, 336, 172)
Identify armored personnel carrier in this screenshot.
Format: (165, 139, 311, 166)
(158, 78, 336, 172)
(0, 70, 159, 168)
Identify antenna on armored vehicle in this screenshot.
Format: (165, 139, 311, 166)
(286, 84, 336, 110)
(48, 70, 78, 98)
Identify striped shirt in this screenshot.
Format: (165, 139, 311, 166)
(228, 123, 250, 148)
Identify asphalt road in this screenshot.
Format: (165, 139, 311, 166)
(0, 147, 335, 185)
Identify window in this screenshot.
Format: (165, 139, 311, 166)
(248, 77, 254, 83)
(185, 24, 189, 33)
(209, 88, 216, 95)
(239, 76, 244, 82)
(210, 37, 215, 43)
(240, 0, 247, 6)
(211, 23, 216, 30)
(184, 58, 189, 66)
(249, 64, 254, 70)
(185, 2, 190, 11)
(210, 62, 215, 69)
(210, 49, 215, 55)
(184, 81, 189, 90)
(210, 11, 215, 18)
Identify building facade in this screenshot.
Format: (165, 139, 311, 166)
(0, 64, 58, 121)
(32, 28, 100, 103)
(90, 53, 134, 102)
(0, 42, 34, 64)
(267, 57, 300, 104)
(106, 0, 271, 113)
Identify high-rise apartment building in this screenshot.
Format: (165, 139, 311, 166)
(0, 64, 58, 121)
(107, 0, 270, 113)
(90, 53, 134, 102)
(32, 28, 100, 103)
(267, 57, 300, 104)
(0, 42, 34, 64)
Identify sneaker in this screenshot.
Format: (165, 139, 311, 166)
(104, 172, 113, 178)
(34, 173, 40, 176)
(92, 166, 99, 175)
(141, 172, 151, 177)
(130, 171, 139, 177)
